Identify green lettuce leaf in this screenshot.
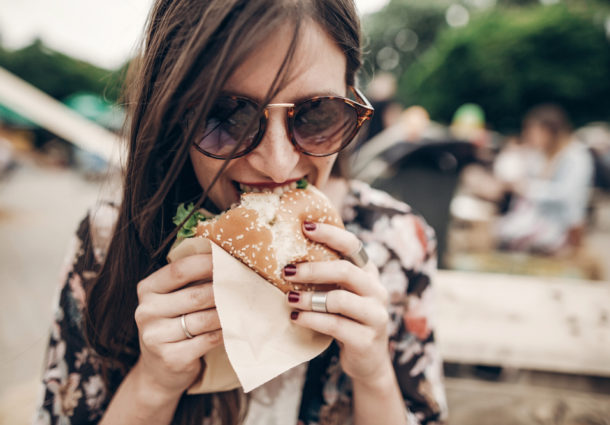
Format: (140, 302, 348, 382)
(173, 202, 206, 238)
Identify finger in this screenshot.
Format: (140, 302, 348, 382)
(175, 309, 221, 342)
(145, 282, 215, 317)
(164, 309, 221, 342)
(139, 308, 221, 347)
(303, 222, 361, 259)
(287, 290, 388, 327)
(290, 310, 377, 353)
(303, 222, 374, 271)
(165, 329, 224, 361)
(284, 260, 382, 298)
(138, 254, 213, 296)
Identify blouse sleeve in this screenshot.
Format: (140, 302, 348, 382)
(307, 182, 449, 425)
(33, 211, 113, 425)
(378, 211, 448, 424)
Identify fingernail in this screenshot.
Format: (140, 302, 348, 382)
(284, 264, 297, 276)
(290, 311, 299, 320)
(288, 291, 300, 303)
(303, 221, 316, 231)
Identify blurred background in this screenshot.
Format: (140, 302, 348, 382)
(1, 0, 609, 424)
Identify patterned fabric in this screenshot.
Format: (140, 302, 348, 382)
(33, 180, 448, 425)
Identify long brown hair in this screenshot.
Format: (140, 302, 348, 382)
(85, 0, 363, 423)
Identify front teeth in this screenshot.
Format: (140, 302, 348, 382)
(239, 181, 299, 195)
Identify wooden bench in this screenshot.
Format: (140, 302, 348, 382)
(436, 270, 610, 424)
(435, 269, 610, 377)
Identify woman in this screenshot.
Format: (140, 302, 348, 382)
(34, 0, 447, 424)
(496, 104, 594, 254)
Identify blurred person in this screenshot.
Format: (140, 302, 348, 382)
(33, 1, 447, 425)
(400, 106, 431, 143)
(460, 134, 529, 215)
(450, 103, 490, 148)
(492, 135, 528, 187)
(496, 104, 594, 254)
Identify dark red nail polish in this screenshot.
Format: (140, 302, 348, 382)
(304, 221, 316, 231)
(284, 264, 297, 276)
(290, 311, 299, 320)
(288, 291, 300, 303)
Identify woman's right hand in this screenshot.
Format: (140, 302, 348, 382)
(133, 253, 222, 397)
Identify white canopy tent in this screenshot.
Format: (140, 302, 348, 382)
(0, 66, 124, 168)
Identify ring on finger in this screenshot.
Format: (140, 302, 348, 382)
(311, 291, 329, 313)
(180, 314, 194, 339)
(346, 242, 369, 268)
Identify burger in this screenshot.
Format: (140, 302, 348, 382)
(171, 179, 344, 293)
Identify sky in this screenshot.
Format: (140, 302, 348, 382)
(0, 0, 389, 69)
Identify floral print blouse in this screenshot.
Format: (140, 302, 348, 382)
(33, 180, 448, 425)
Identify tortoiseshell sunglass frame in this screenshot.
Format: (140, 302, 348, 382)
(193, 86, 374, 159)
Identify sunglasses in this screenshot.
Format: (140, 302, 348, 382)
(192, 87, 374, 159)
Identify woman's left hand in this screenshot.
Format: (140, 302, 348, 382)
(283, 221, 392, 384)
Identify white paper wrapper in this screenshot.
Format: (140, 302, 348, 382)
(168, 237, 333, 394)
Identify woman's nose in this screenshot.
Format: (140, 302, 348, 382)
(246, 109, 301, 182)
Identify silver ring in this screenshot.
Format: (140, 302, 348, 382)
(311, 291, 329, 313)
(180, 314, 194, 339)
(347, 242, 369, 268)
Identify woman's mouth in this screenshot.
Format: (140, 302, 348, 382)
(234, 178, 306, 195)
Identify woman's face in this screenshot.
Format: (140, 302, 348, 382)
(522, 122, 553, 153)
(189, 21, 347, 211)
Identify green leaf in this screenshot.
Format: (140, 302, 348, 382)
(173, 203, 206, 239)
(172, 202, 191, 226)
(296, 178, 308, 189)
(177, 226, 197, 238)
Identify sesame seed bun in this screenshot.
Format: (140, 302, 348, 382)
(194, 185, 344, 293)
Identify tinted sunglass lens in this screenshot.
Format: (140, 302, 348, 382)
(293, 99, 358, 155)
(196, 98, 259, 158)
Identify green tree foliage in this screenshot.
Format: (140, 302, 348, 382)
(0, 39, 126, 103)
(362, 0, 450, 81)
(361, 0, 545, 82)
(397, 4, 610, 132)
